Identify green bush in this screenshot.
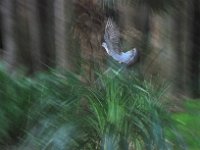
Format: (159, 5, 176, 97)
(0, 67, 33, 144)
(0, 66, 169, 149)
(165, 100, 200, 150)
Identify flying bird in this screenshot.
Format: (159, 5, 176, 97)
(102, 18, 139, 66)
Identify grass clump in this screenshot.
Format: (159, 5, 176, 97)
(0, 67, 33, 145)
(0, 66, 169, 150)
(165, 100, 200, 150)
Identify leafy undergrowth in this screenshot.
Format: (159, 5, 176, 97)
(165, 100, 200, 150)
(0, 66, 170, 150)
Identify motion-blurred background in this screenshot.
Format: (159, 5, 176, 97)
(0, 0, 199, 98)
(0, 0, 199, 149)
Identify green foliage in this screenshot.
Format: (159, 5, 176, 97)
(0, 66, 33, 144)
(0, 66, 169, 149)
(165, 100, 200, 150)
(84, 70, 168, 149)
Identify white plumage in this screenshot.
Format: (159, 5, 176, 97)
(102, 18, 139, 65)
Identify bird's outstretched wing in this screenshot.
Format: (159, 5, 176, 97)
(104, 18, 121, 53)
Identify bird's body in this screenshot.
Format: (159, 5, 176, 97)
(102, 18, 139, 66)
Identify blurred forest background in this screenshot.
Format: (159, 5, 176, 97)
(0, 0, 199, 98)
(0, 0, 200, 149)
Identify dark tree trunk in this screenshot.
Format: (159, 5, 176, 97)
(189, 0, 200, 98)
(15, 0, 34, 74)
(139, 4, 151, 58)
(27, 0, 42, 72)
(38, 0, 55, 70)
(0, 6, 4, 56)
(173, 9, 185, 97)
(1, 0, 18, 71)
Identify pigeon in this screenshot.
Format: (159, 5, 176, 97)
(102, 18, 139, 66)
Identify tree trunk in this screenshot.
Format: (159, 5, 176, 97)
(54, 0, 74, 71)
(15, 0, 35, 74)
(1, 0, 18, 71)
(54, 0, 67, 70)
(0, 5, 3, 56)
(38, 0, 55, 70)
(173, 9, 184, 97)
(189, 0, 200, 98)
(139, 4, 151, 57)
(26, 0, 42, 72)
